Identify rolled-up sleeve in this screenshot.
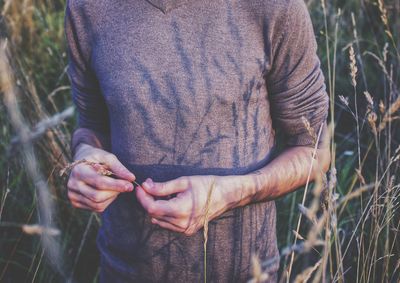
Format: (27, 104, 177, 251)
(266, 0, 329, 147)
(65, 0, 110, 152)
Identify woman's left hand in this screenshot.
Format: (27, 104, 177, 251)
(136, 175, 233, 236)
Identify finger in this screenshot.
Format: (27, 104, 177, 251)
(72, 164, 134, 192)
(68, 190, 117, 213)
(136, 186, 178, 217)
(151, 218, 185, 233)
(70, 181, 119, 203)
(69, 190, 94, 211)
(141, 177, 188, 197)
(74, 198, 116, 213)
(97, 195, 118, 213)
(76, 191, 117, 213)
(70, 198, 92, 211)
(101, 153, 136, 181)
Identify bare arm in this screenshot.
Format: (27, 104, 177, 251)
(135, 144, 330, 236)
(220, 145, 330, 211)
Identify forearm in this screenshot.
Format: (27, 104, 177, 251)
(221, 146, 331, 210)
(71, 127, 111, 158)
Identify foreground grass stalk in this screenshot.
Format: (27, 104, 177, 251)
(67, 213, 94, 282)
(286, 123, 324, 282)
(0, 40, 64, 278)
(203, 179, 215, 283)
(329, 8, 342, 283)
(349, 45, 361, 170)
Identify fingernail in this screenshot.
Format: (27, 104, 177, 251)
(146, 178, 154, 187)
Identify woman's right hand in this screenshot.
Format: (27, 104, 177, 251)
(67, 143, 136, 213)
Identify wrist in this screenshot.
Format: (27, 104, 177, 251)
(216, 173, 264, 211)
(73, 143, 95, 160)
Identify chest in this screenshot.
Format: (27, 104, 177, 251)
(91, 0, 269, 109)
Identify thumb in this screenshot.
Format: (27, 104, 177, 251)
(141, 177, 188, 197)
(102, 153, 136, 181)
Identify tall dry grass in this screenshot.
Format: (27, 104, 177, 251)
(274, 0, 400, 282)
(1, 1, 99, 282)
(0, 0, 399, 282)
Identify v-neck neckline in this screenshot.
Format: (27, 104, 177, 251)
(145, 0, 190, 14)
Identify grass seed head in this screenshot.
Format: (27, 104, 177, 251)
(349, 45, 358, 87)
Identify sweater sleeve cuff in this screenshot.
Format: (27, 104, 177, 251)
(70, 128, 111, 158)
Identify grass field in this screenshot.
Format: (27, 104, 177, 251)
(0, 0, 399, 282)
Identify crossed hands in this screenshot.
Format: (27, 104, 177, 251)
(137, 175, 227, 236)
(67, 144, 230, 236)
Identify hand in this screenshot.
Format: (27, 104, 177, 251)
(67, 143, 136, 212)
(136, 175, 231, 236)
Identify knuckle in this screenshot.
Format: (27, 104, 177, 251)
(148, 204, 161, 217)
(71, 201, 80, 208)
(184, 229, 194, 237)
(67, 191, 75, 201)
(147, 204, 155, 215)
(93, 202, 104, 211)
(90, 193, 102, 203)
(72, 164, 90, 180)
(70, 168, 79, 179)
(67, 178, 75, 189)
(177, 219, 189, 230)
(95, 206, 105, 213)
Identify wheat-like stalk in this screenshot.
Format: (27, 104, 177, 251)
(60, 159, 141, 186)
(349, 45, 358, 87)
(301, 116, 318, 147)
(348, 44, 362, 172)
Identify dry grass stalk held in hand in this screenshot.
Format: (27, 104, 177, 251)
(60, 159, 141, 186)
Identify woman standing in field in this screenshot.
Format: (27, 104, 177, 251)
(65, 0, 330, 282)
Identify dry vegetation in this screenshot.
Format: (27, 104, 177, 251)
(0, 0, 399, 282)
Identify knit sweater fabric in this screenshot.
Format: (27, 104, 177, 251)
(65, 0, 329, 282)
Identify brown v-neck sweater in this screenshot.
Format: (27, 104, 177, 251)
(65, 0, 329, 282)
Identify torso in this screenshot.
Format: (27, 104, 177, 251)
(70, 0, 286, 281)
